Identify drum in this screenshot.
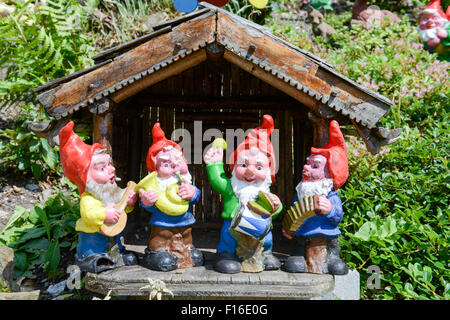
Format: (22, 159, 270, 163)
(230, 203, 272, 240)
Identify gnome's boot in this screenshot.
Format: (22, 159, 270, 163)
(213, 251, 241, 274)
(262, 250, 281, 271)
(120, 249, 139, 266)
(326, 237, 349, 275)
(282, 236, 307, 273)
(76, 253, 116, 273)
(190, 246, 204, 267)
(142, 248, 178, 272)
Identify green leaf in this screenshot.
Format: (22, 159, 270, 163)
(354, 222, 372, 241)
(3, 206, 27, 231)
(14, 251, 27, 272)
(40, 138, 58, 169)
(45, 240, 61, 272)
(17, 227, 46, 244)
(34, 206, 51, 240)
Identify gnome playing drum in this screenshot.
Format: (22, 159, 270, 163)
(204, 115, 282, 274)
(282, 120, 349, 275)
(136, 123, 203, 272)
(58, 121, 139, 273)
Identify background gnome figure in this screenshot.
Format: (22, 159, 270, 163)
(59, 121, 138, 273)
(417, 0, 450, 61)
(282, 120, 349, 275)
(136, 123, 203, 272)
(204, 115, 282, 274)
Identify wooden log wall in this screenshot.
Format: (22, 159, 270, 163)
(124, 58, 312, 225)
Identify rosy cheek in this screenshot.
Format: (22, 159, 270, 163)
(234, 167, 245, 180)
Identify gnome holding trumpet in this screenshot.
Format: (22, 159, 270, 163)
(282, 120, 349, 275)
(136, 123, 203, 272)
(59, 122, 139, 273)
(204, 115, 282, 274)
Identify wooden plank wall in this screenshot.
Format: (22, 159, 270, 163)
(126, 59, 311, 224)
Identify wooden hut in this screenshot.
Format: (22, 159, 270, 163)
(32, 3, 400, 229)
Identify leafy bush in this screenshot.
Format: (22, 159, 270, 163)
(0, 192, 80, 279)
(268, 10, 449, 299)
(0, 108, 59, 179)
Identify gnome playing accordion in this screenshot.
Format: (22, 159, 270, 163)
(58, 121, 139, 273)
(282, 120, 349, 275)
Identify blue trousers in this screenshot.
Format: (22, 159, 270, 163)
(217, 219, 273, 254)
(76, 232, 124, 259)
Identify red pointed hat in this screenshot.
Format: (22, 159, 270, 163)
(59, 121, 104, 194)
(146, 122, 185, 173)
(229, 114, 277, 185)
(310, 120, 348, 190)
(422, 0, 447, 18)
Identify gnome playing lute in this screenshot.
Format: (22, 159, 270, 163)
(136, 123, 204, 272)
(204, 115, 282, 274)
(59, 121, 138, 273)
(282, 120, 349, 275)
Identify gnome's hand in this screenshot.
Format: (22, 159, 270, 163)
(315, 195, 332, 215)
(140, 189, 158, 207)
(204, 147, 223, 164)
(437, 27, 448, 39)
(428, 37, 441, 48)
(282, 228, 296, 240)
(127, 191, 138, 207)
(105, 203, 121, 224)
(178, 181, 196, 200)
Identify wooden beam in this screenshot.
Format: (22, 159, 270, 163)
(223, 50, 318, 111)
(111, 49, 207, 103)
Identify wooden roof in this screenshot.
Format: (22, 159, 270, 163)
(34, 3, 399, 153)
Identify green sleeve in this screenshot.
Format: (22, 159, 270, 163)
(205, 162, 233, 196)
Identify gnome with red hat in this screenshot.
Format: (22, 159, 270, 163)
(417, 0, 449, 61)
(135, 123, 203, 272)
(59, 121, 138, 273)
(282, 120, 349, 275)
(204, 115, 282, 274)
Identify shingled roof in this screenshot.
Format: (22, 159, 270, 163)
(33, 3, 399, 153)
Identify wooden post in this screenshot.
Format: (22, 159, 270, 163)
(93, 112, 114, 155)
(308, 111, 330, 148)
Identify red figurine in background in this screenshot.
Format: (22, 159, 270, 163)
(417, 0, 450, 61)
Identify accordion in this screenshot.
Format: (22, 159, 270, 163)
(282, 195, 320, 232)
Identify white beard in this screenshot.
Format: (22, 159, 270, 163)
(295, 178, 334, 201)
(157, 172, 192, 191)
(230, 170, 272, 206)
(418, 27, 438, 42)
(85, 180, 125, 207)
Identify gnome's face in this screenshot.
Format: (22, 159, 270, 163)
(87, 153, 116, 185)
(155, 146, 189, 179)
(234, 148, 270, 184)
(419, 12, 446, 30)
(302, 154, 328, 182)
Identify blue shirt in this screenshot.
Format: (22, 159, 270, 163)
(291, 190, 343, 238)
(141, 186, 201, 228)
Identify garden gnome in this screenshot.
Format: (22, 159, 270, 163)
(417, 0, 449, 61)
(136, 123, 203, 271)
(282, 120, 349, 275)
(59, 121, 138, 273)
(204, 115, 282, 274)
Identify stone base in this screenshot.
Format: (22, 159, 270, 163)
(85, 249, 360, 300)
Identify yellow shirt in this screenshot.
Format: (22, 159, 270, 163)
(76, 192, 133, 234)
